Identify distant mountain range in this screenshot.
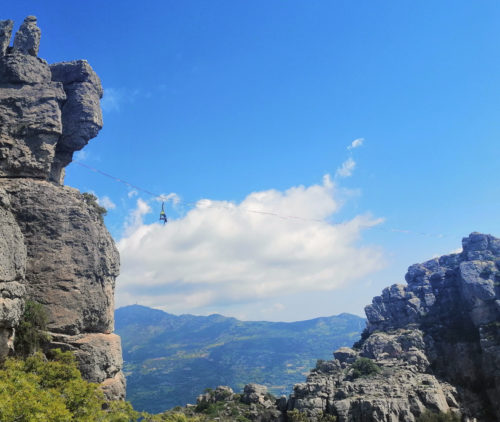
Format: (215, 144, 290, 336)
(115, 305, 365, 413)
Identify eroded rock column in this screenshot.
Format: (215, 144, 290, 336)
(0, 16, 125, 400)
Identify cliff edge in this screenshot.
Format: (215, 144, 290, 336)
(0, 16, 125, 400)
(287, 232, 500, 421)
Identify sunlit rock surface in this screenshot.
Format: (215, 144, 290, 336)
(0, 16, 124, 400)
(286, 232, 500, 421)
(0, 17, 102, 184)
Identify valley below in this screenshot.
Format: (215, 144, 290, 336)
(115, 305, 365, 413)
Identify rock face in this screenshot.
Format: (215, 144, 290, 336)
(193, 384, 283, 421)
(286, 232, 500, 421)
(13, 16, 41, 56)
(0, 17, 124, 400)
(0, 17, 103, 184)
(157, 234, 499, 421)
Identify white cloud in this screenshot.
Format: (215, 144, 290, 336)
(101, 88, 123, 112)
(98, 196, 116, 210)
(127, 190, 138, 198)
(123, 198, 151, 236)
(74, 150, 89, 162)
(156, 193, 180, 205)
(116, 175, 385, 315)
(335, 157, 356, 178)
(347, 138, 364, 150)
(101, 87, 144, 113)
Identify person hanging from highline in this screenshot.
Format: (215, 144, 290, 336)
(159, 202, 167, 224)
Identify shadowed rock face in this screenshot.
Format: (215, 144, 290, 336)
(0, 17, 103, 184)
(0, 17, 124, 400)
(0, 20, 13, 56)
(286, 233, 500, 422)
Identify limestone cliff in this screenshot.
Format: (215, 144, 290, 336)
(287, 233, 500, 421)
(0, 16, 125, 399)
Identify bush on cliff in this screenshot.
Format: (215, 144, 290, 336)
(14, 299, 51, 356)
(82, 192, 107, 222)
(0, 349, 142, 421)
(351, 357, 381, 379)
(287, 410, 337, 421)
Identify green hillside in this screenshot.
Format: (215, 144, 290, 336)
(115, 305, 365, 413)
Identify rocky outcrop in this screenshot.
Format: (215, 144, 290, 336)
(156, 233, 499, 421)
(13, 16, 40, 56)
(286, 233, 500, 421)
(49, 60, 103, 183)
(191, 384, 283, 421)
(0, 16, 103, 184)
(0, 17, 124, 400)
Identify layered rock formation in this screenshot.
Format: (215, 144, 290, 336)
(0, 16, 102, 184)
(287, 232, 500, 421)
(188, 384, 283, 421)
(0, 16, 125, 399)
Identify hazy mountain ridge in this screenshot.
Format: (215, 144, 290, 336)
(153, 233, 500, 422)
(115, 305, 365, 413)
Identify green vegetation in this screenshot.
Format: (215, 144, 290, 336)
(82, 192, 107, 222)
(287, 410, 309, 422)
(14, 299, 51, 356)
(146, 413, 201, 421)
(116, 305, 365, 412)
(0, 349, 206, 421)
(351, 357, 381, 379)
(157, 388, 280, 421)
(0, 350, 138, 421)
(416, 410, 461, 422)
(352, 327, 369, 350)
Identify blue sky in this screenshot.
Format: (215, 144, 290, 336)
(4, 1, 500, 321)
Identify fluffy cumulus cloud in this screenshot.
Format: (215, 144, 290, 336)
(116, 175, 385, 315)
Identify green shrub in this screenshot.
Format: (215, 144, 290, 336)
(351, 357, 381, 379)
(352, 328, 370, 350)
(14, 300, 51, 356)
(194, 400, 210, 413)
(82, 192, 107, 222)
(0, 350, 144, 421)
(287, 409, 309, 422)
(287, 409, 337, 421)
(0, 350, 100, 420)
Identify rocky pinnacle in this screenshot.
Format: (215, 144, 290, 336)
(0, 16, 103, 184)
(13, 16, 41, 56)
